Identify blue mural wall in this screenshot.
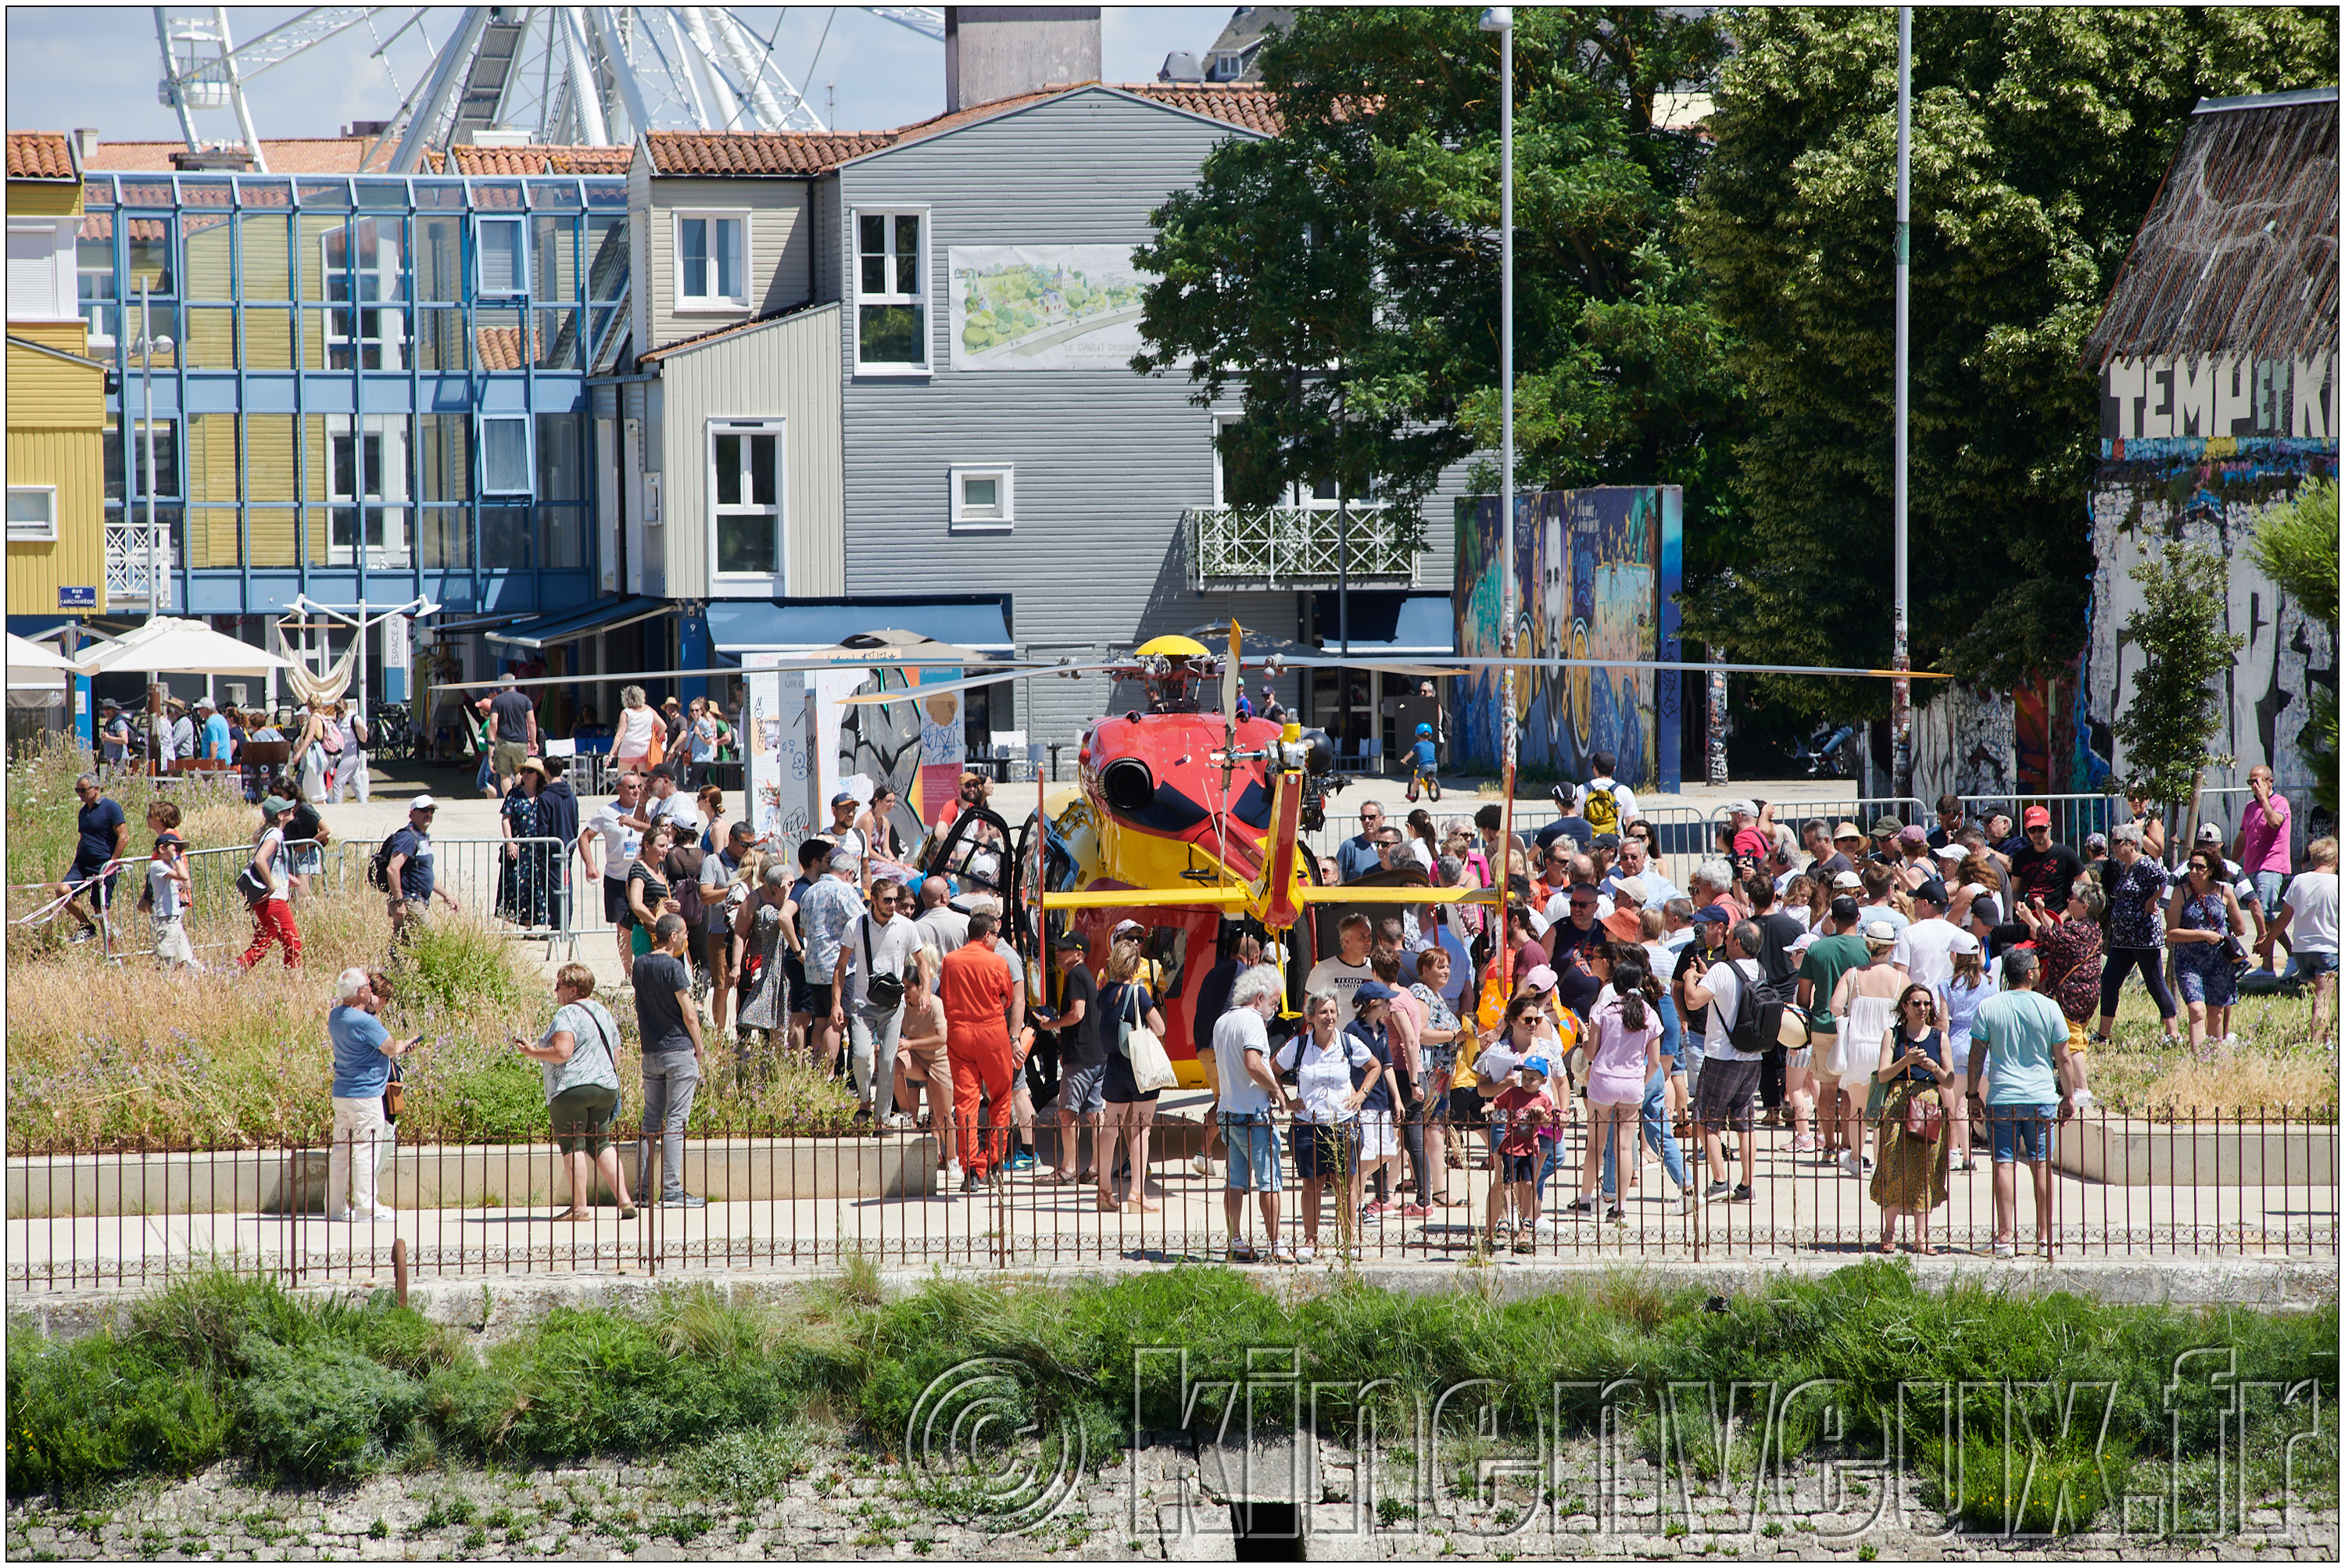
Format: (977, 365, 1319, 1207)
(1452, 486, 1682, 789)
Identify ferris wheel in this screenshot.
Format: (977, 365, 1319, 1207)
(152, 5, 946, 172)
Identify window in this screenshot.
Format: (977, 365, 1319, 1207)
(854, 209, 926, 371)
(105, 419, 180, 503)
(675, 213, 746, 310)
(476, 216, 525, 296)
(6, 486, 57, 542)
(6, 222, 66, 320)
(321, 218, 404, 369)
(77, 234, 116, 346)
(327, 413, 410, 565)
(708, 420, 784, 582)
(950, 464, 1014, 530)
(481, 415, 531, 494)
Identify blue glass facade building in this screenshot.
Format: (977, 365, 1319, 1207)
(72, 169, 626, 692)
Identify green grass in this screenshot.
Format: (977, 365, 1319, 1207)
(7, 1265, 2335, 1532)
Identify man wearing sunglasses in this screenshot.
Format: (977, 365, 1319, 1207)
(2007, 807, 2085, 916)
(1337, 803, 1388, 883)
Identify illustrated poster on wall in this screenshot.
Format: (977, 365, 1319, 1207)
(947, 245, 1148, 371)
(743, 653, 815, 850)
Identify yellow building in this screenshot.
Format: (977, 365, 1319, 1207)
(7, 131, 106, 620)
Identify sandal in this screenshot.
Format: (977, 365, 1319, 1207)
(551, 1208, 589, 1223)
(1095, 1197, 1121, 1212)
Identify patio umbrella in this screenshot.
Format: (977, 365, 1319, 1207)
(73, 618, 291, 678)
(6, 632, 79, 688)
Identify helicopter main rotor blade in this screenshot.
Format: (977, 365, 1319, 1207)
(437, 656, 1054, 694)
(1278, 655, 1951, 680)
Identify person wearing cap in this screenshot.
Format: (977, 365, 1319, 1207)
(1937, 927, 1991, 1169)
(1480, 1023, 1560, 1254)
(1723, 800, 1772, 869)
(797, 847, 868, 1074)
(196, 696, 234, 764)
(1275, 986, 1381, 1262)
(484, 671, 539, 798)
(146, 825, 195, 968)
(1863, 813, 1905, 866)
(827, 789, 868, 863)
(1344, 980, 1406, 1226)
(385, 796, 460, 942)
(1895, 880, 1965, 996)
(163, 697, 195, 773)
(1889, 824, 1935, 892)
(240, 793, 304, 969)
(1817, 919, 1907, 1178)
(496, 756, 557, 930)
(1795, 897, 1871, 1159)
(2008, 807, 2085, 913)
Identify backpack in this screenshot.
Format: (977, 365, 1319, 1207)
(667, 844, 707, 925)
(367, 829, 403, 892)
(1723, 959, 1770, 1054)
(1582, 784, 1621, 836)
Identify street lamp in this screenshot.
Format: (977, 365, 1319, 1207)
(131, 281, 174, 621)
(1481, 7, 1515, 818)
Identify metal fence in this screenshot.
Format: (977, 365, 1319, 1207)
(9, 1101, 2332, 1291)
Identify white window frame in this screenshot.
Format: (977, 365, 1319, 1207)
(6, 485, 59, 542)
(320, 221, 406, 369)
(6, 219, 75, 323)
(950, 464, 1015, 532)
(1211, 411, 1369, 508)
(673, 210, 749, 313)
(325, 413, 412, 567)
(475, 215, 528, 298)
(77, 234, 116, 349)
(479, 413, 532, 496)
(706, 417, 787, 591)
(851, 206, 929, 374)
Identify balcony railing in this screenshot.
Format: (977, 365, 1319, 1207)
(1184, 503, 1422, 590)
(104, 520, 177, 609)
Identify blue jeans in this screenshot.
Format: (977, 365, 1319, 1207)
(1220, 1113, 1283, 1193)
(1988, 1102, 2058, 1165)
(635, 1050, 700, 1200)
(1600, 1063, 1689, 1196)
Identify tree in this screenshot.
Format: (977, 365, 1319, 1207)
(1681, 7, 2339, 718)
(1130, 8, 1740, 532)
(2245, 477, 2340, 814)
(2110, 545, 2247, 850)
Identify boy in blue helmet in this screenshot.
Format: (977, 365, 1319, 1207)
(1407, 722, 1441, 802)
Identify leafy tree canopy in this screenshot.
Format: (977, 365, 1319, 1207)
(2246, 478, 2341, 813)
(2111, 544, 2246, 819)
(1130, 7, 1739, 538)
(1681, 6, 2338, 717)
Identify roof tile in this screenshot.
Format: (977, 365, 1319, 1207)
(646, 131, 897, 177)
(81, 137, 411, 174)
(450, 144, 637, 176)
(8, 131, 77, 181)
(1119, 83, 1283, 135)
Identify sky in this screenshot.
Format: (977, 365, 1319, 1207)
(3, 6, 1232, 142)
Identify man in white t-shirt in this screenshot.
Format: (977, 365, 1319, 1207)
(1573, 750, 1638, 836)
(1677, 918, 1764, 1203)
(581, 769, 648, 982)
(832, 875, 922, 1125)
(1893, 880, 1964, 994)
(2265, 836, 2340, 1040)
(1305, 911, 1375, 1011)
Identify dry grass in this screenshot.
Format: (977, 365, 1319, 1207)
(2092, 984, 2339, 1119)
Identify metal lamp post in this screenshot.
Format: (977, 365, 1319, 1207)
(1481, 6, 1514, 805)
(133, 281, 174, 619)
(1891, 8, 1913, 797)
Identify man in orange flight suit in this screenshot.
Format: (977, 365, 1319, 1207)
(939, 909, 1017, 1192)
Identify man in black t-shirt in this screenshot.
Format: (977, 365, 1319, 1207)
(485, 674, 538, 797)
(2007, 807, 2085, 913)
(51, 773, 128, 943)
(632, 914, 706, 1208)
(1047, 935, 1104, 1182)
(1743, 876, 1806, 1122)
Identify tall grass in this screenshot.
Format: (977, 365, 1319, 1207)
(8, 1266, 2333, 1524)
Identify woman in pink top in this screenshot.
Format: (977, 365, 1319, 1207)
(2236, 764, 2292, 975)
(1570, 954, 1663, 1223)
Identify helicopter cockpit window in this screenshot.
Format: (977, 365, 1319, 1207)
(1145, 925, 1189, 1001)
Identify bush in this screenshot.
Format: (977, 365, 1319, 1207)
(5, 1331, 231, 1498)
(231, 1337, 426, 1484)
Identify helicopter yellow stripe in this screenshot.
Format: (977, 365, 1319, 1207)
(1296, 884, 1493, 905)
(1037, 887, 1254, 911)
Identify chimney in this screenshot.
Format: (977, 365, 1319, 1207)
(1158, 52, 1203, 84)
(73, 128, 101, 163)
(943, 7, 1101, 112)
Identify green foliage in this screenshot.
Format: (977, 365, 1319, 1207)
(2246, 478, 2341, 814)
(2111, 544, 2247, 816)
(231, 1338, 425, 1484)
(1682, 7, 2339, 713)
(4, 1331, 231, 1498)
(1131, 7, 1739, 539)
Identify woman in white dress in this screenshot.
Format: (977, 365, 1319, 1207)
(1824, 922, 1910, 1180)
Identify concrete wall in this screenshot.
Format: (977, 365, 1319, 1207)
(944, 6, 1101, 111)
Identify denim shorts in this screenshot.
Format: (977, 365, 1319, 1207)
(2254, 871, 2286, 917)
(2296, 949, 2339, 979)
(1220, 1114, 1284, 1193)
(1061, 1061, 1107, 1116)
(1988, 1102, 2060, 1165)
(1498, 1147, 1545, 1183)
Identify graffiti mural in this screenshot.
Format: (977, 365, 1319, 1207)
(1452, 487, 1682, 789)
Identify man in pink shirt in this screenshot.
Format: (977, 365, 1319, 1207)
(2234, 764, 2293, 974)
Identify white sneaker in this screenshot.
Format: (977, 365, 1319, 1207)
(1190, 1153, 1212, 1178)
(2068, 1089, 2096, 1114)
(360, 1206, 396, 1222)
(1294, 1244, 1316, 1264)
(943, 1160, 964, 1190)
(1838, 1151, 1865, 1177)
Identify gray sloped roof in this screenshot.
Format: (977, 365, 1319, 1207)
(2082, 88, 2338, 369)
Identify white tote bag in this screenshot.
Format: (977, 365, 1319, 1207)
(1119, 982, 1179, 1095)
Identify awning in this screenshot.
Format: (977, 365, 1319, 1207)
(485, 595, 671, 650)
(1309, 592, 1455, 657)
(709, 596, 1014, 656)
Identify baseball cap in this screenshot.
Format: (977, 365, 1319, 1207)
(1970, 895, 2003, 924)
(1051, 932, 1088, 952)
(1932, 844, 1967, 863)
(1521, 964, 1559, 992)
(2024, 806, 2052, 828)
(831, 791, 858, 808)
(2196, 822, 2223, 843)
(1520, 1056, 1551, 1079)
(668, 807, 703, 834)
(1727, 799, 1757, 818)
(194, 696, 214, 711)
(1914, 878, 1949, 905)
(1113, 918, 1144, 936)
(153, 829, 184, 846)
(410, 793, 437, 812)
(259, 794, 295, 817)
(1829, 894, 1861, 922)
(1692, 904, 1731, 925)
(1870, 814, 1903, 838)
(1835, 822, 1864, 842)
(1591, 831, 1621, 849)
(1354, 980, 1397, 1004)
(1948, 929, 1982, 955)
(1863, 918, 1898, 943)
(1831, 869, 1863, 890)
(1896, 825, 1927, 845)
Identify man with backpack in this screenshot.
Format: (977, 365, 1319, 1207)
(1573, 751, 1638, 839)
(381, 796, 460, 942)
(1678, 918, 1769, 1203)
